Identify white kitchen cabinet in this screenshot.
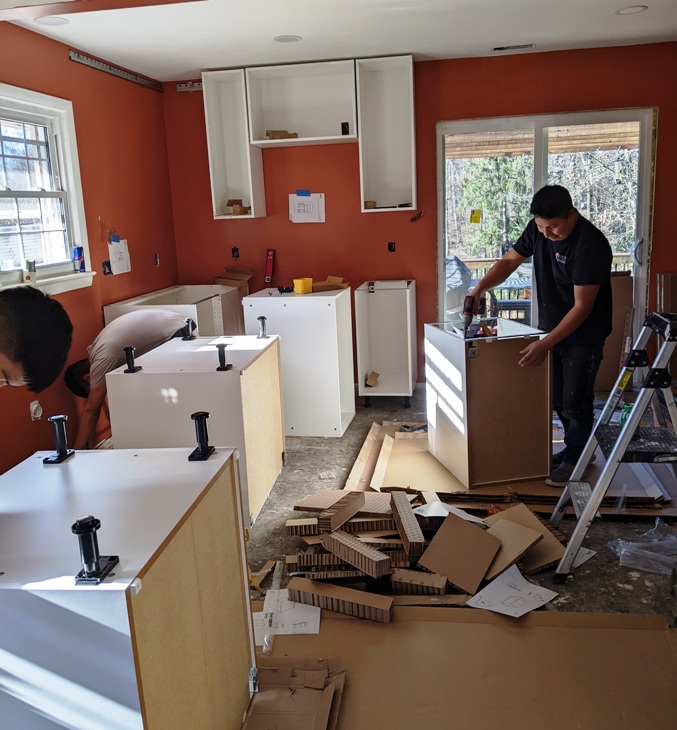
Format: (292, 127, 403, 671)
(245, 60, 357, 147)
(103, 284, 244, 335)
(106, 335, 284, 523)
(424, 318, 551, 488)
(0, 447, 254, 730)
(202, 68, 266, 218)
(357, 55, 416, 212)
(243, 288, 355, 437)
(355, 280, 417, 407)
(202, 56, 415, 216)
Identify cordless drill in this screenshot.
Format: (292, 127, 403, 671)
(462, 294, 476, 337)
(462, 294, 486, 337)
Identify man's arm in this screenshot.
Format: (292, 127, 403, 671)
(469, 249, 526, 304)
(73, 383, 107, 449)
(518, 284, 600, 367)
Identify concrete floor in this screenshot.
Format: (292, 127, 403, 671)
(247, 387, 677, 625)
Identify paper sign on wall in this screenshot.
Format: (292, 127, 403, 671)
(289, 192, 325, 223)
(108, 238, 131, 274)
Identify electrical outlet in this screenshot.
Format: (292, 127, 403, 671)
(29, 400, 42, 421)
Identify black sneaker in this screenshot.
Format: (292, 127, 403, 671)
(545, 461, 590, 488)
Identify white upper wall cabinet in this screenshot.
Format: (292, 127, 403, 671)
(357, 55, 417, 212)
(202, 56, 415, 219)
(245, 60, 357, 147)
(202, 69, 266, 218)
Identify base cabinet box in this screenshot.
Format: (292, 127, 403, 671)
(106, 335, 284, 523)
(0, 448, 255, 730)
(103, 284, 244, 336)
(243, 288, 355, 437)
(355, 280, 417, 400)
(425, 319, 551, 488)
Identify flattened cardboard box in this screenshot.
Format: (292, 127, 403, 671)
(483, 503, 565, 573)
(268, 608, 677, 730)
(418, 513, 500, 594)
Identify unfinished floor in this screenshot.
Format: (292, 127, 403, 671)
(247, 387, 677, 625)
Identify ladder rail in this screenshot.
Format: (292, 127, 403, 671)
(550, 317, 677, 581)
(550, 322, 654, 529)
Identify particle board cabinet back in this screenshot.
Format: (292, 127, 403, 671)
(128, 461, 252, 729)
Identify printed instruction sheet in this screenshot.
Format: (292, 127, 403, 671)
(253, 588, 321, 646)
(466, 564, 558, 618)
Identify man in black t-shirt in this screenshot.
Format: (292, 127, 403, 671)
(469, 185, 612, 487)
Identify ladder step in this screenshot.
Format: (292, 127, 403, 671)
(568, 481, 593, 519)
(596, 425, 677, 463)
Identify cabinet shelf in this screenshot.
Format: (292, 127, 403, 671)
(246, 60, 357, 147)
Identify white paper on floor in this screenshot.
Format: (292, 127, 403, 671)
(253, 588, 321, 645)
(465, 564, 559, 618)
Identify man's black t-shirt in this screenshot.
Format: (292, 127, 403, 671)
(513, 214, 612, 346)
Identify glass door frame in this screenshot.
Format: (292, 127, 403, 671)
(437, 108, 656, 344)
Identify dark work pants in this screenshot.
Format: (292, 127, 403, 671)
(552, 340, 604, 465)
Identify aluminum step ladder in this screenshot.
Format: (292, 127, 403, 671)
(550, 312, 677, 582)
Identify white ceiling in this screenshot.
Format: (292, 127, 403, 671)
(10, 0, 677, 82)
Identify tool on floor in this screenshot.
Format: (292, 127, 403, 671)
(550, 312, 677, 581)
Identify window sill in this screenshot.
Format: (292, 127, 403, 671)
(1, 270, 96, 296)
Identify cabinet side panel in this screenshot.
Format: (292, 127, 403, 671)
(466, 338, 551, 485)
(240, 341, 285, 521)
(424, 324, 470, 487)
(128, 465, 251, 730)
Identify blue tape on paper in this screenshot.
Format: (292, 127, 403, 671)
(296, 189, 311, 196)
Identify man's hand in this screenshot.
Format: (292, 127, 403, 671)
(518, 339, 550, 367)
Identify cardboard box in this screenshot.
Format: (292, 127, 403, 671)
(312, 276, 349, 293)
(294, 277, 313, 295)
(214, 266, 253, 297)
(266, 129, 299, 139)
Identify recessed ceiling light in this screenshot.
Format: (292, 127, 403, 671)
(34, 16, 69, 25)
(273, 35, 302, 43)
(615, 5, 649, 14)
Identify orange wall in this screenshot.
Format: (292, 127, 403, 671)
(0, 24, 179, 473)
(1, 28, 676, 475)
(164, 41, 677, 377)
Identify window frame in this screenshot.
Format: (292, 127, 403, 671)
(0, 83, 94, 295)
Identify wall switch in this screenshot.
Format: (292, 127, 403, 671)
(232, 246, 239, 259)
(388, 241, 396, 252)
(155, 253, 160, 267)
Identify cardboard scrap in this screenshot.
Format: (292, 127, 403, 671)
(318, 491, 365, 532)
(391, 568, 447, 595)
(484, 519, 543, 580)
(288, 577, 394, 623)
(371, 435, 468, 494)
(321, 530, 391, 578)
(294, 489, 394, 516)
(418, 513, 501, 594)
(254, 658, 346, 730)
(483, 503, 566, 574)
(365, 371, 380, 387)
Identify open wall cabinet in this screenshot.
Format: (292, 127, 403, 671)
(202, 55, 416, 219)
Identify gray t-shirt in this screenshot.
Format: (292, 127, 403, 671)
(87, 309, 188, 388)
